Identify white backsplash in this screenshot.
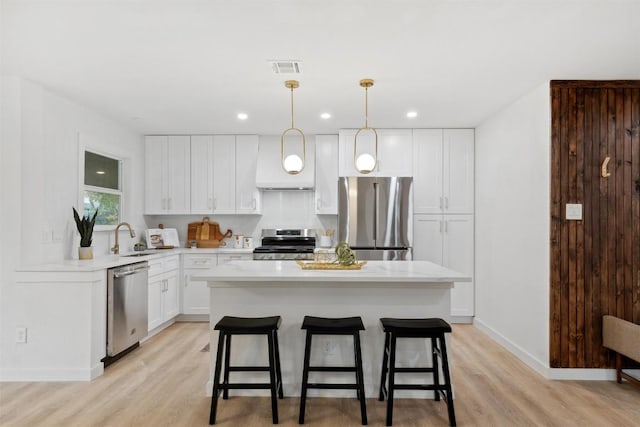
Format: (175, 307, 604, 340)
(145, 191, 337, 247)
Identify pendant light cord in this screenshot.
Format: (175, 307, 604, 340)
(364, 86, 369, 128)
(290, 86, 295, 128)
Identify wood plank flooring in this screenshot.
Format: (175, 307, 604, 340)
(1, 322, 639, 426)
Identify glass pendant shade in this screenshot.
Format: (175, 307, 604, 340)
(354, 78, 378, 174)
(281, 80, 306, 175)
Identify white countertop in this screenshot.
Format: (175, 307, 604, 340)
(16, 248, 253, 272)
(197, 260, 470, 283)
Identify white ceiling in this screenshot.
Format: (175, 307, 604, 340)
(2, 0, 639, 135)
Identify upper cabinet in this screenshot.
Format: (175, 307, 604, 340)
(315, 135, 339, 215)
(189, 135, 261, 215)
(145, 136, 191, 214)
(235, 135, 262, 214)
(413, 129, 474, 214)
(146, 135, 261, 215)
(338, 129, 413, 177)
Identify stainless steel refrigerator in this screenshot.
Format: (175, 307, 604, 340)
(338, 176, 413, 260)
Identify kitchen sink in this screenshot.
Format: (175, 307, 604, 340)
(121, 251, 156, 257)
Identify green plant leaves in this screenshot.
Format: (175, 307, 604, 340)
(72, 207, 98, 247)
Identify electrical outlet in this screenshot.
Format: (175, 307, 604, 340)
(16, 327, 27, 343)
(41, 229, 52, 243)
(52, 229, 63, 242)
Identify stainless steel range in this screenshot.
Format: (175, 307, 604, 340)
(253, 229, 316, 260)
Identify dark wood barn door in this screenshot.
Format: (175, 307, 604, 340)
(550, 80, 640, 368)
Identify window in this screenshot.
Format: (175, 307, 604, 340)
(83, 150, 122, 226)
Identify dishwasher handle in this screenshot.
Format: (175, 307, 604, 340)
(113, 266, 149, 278)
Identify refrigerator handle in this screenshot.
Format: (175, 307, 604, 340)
(373, 182, 378, 242)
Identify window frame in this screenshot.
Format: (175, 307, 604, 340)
(78, 138, 126, 232)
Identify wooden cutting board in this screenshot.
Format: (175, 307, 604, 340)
(186, 217, 232, 248)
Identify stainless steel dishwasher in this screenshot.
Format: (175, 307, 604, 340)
(107, 262, 149, 358)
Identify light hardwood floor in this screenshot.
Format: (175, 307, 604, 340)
(1, 322, 639, 426)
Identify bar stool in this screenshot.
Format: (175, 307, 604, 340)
(298, 316, 368, 425)
(209, 316, 284, 425)
(378, 318, 456, 426)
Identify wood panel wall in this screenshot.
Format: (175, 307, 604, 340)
(550, 80, 640, 369)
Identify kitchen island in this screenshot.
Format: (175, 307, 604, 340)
(198, 260, 470, 398)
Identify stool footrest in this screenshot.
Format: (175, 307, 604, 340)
(392, 384, 448, 391)
(392, 367, 435, 373)
(308, 366, 356, 372)
(307, 383, 360, 390)
(219, 383, 275, 390)
(227, 366, 270, 372)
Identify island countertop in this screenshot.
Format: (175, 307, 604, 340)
(196, 260, 471, 284)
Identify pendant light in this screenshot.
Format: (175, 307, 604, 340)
(281, 80, 306, 174)
(354, 78, 378, 174)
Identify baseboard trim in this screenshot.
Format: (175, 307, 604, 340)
(0, 367, 97, 382)
(473, 317, 549, 378)
(176, 314, 208, 322)
(547, 368, 617, 381)
(473, 318, 618, 381)
(450, 315, 473, 324)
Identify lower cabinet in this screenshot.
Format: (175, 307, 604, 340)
(148, 255, 180, 331)
(413, 214, 474, 318)
(182, 253, 252, 315)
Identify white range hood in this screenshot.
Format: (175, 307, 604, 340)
(255, 135, 315, 190)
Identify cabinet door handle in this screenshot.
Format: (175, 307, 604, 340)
(444, 220, 448, 233)
(445, 197, 449, 210)
(439, 197, 443, 210)
(439, 220, 443, 233)
(208, 198, 212, 210)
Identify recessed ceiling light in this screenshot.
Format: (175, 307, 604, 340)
(237, 113, 248, 120)
(96, 170, 105, 175)
(320, 113, 331, 119)
(406, 111, 418, 118)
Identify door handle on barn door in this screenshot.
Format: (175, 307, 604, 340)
(601, 156, 611, 178)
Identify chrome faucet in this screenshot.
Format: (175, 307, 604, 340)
(112, 222, 136, 255)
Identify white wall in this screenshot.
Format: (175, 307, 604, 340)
(474, 82, 551, 374)
(0, 75, 144, 374)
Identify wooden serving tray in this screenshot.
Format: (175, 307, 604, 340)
(296, 260, 367, 270)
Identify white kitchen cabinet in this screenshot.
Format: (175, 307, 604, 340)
(182, 252, 252, 315)
(413, 129, 474, 214)
(235, 135, 262, 214)
(339, 129, 413, 177)
(145, 136, 191, 214)
(148, 255, 180, 331)
(315, 135, 339, 214)
(413, 214, 474, 319)
(190, 135, 237, 214)
(217, 253, 253, 264)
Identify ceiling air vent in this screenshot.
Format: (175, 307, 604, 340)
(269, 60, 303, 74)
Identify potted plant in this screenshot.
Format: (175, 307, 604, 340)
(73, 207, 98, 260)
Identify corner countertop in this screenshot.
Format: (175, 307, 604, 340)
(15, 248, 253, 273)
(196, 260, 471, 284)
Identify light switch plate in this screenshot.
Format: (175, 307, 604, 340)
(566, 203, 583, 220)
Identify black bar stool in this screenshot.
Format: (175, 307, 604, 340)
(378, 318, 456, 426)
(209, 316, 284, 425)
(298, 316, 368, 425)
